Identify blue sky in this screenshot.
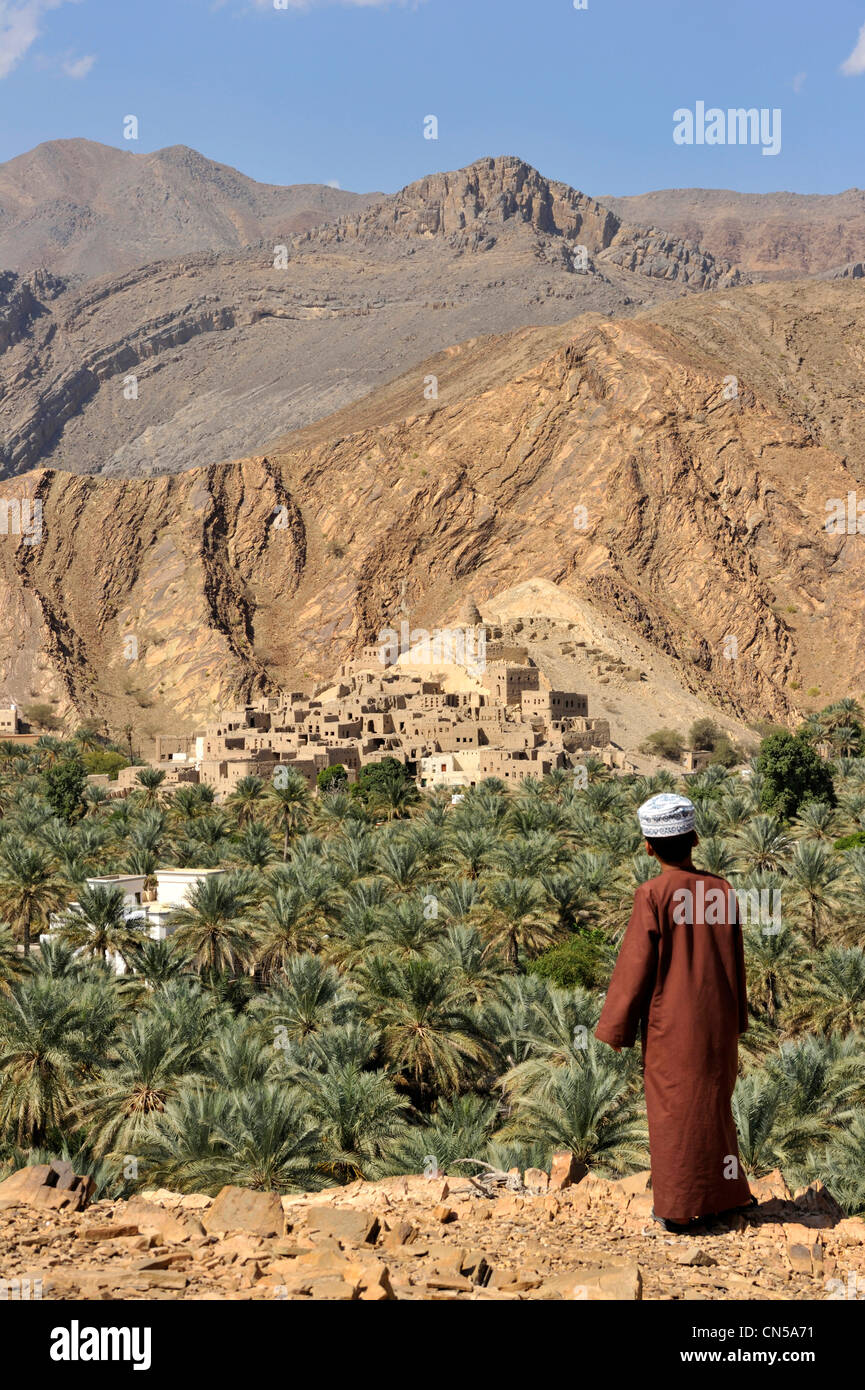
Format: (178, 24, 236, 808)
(1, 0, 865, 196)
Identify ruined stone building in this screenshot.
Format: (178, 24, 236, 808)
(116, 648, 614, 798)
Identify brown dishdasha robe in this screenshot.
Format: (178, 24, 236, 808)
(595, 868, 752, 1222)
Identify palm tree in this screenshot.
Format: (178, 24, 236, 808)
(822, 1109, 865, 1215)
(123, 847, 159, 900)
(540, 872, 591, 934)
(58, 882, 147, 967)
(227, 775, 267, 828)
(696, 836, 738, 877)
(251, 954, 354, 1045)
(134, 768, 167, 808)
(444, 827, 498, 880)
(363, 955, 495, 1099)
(167, 875, 257, 976)
(123, 938, 191, 989)
(0, 840, 69, 956)
(141, 1083, 325, 1194)
(741, 921, 809, 1026)
(296, 1064, 410, 1182)
(369, 764, 420, 822)
(233, 821, 277, 868)
(375, 839, 425, 894)
(0, 924, 28, 996)
(371, 894, 443, 959)
(0, 975, 113, 1146)
(251, 884, 321, 981)
(76, 1015, 200, 1157)
(732, 1071, 786, 1174)
(786, 839, 847, 947)
(481, 876, 555, 968)
(499, 1048, 647, 1174)
(796, 947, 865, 1034)
(793, 801, 838, 842)
(264, 769, 311, 859)
(735, 815, 792, 872)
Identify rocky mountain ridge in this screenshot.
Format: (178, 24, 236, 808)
(0, 156, 748, 482)
(0, 138, 378, 280)
(602, 185, 865, 279)
(0, 279, 863, 737)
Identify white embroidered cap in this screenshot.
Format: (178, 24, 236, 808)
(637, 792, 696, 838)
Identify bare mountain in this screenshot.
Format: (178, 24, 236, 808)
(600, 187, 865, 279)
(0, 278, 863, 745)
(0, 138, 378, 280)
(0, 155, 745, 481)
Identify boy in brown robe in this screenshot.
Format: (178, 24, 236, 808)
(595, 793, 753, 1232)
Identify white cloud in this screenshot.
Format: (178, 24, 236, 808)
(792, 71, 806, 94)
(841, 22, 865, 75)
(0, 0, 77, 80)
(61, 49, 94, 78)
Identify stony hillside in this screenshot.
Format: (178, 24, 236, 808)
(601, 186, 865, 279)
(0, 278, 864, 739)
(0, 156, 744, 481)
(0, 1160, 859, 1301)
(0, 139, 377, 280)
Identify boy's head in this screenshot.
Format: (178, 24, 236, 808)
(637, 793, 698, 866)
(645, 828, 698, 865)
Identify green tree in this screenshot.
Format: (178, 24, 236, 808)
(58, 882, 147, 967)
(756, 731, 836, 820)
(167, 876, 257, 976)
(0, 841, 68, 957)
(265, 769, 311, 859)
(317, 764, 348, 794)
(44, 758, 87, 823)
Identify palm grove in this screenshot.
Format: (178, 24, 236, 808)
(0, 702, 864, 1214)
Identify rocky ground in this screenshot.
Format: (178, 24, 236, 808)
(1, 1159, 861, 1302)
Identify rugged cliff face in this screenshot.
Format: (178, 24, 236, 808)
(600, 186, 865, 279)
(0, 278, 862, 739)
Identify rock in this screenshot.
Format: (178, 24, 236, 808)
(787, 1243, 814, 1275)
(381, 1219, 415, 1248)
(423, 1274, 474, 1293)
(543, 1263, 643, 1301)
(0, 1163, 94, 1213)
(549, 1152, 587, 1191)
(831, 1219, 865, 1247)
(433, 1205, 457, 1224)
(82, 1223, 141, 1242)
(749, 1169, 792, 1214)
(343, 1258, 395, 1299)
(670, 1247, 717, 1267)
(615, 1171, 652, 1196)
(302, 1207, 380, 1246)
(124, 1199, 205, 1244)
(793, 1181, 845, 1223)
(179, 1194, 212, 1211)
(204, 1187, 284, 1239)
(305, 1278, 357, 1301)
(523, 1168, 550, 1194)
(626, 1193, 654, 1219)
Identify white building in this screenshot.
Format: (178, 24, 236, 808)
(45, 867, 226, 974)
